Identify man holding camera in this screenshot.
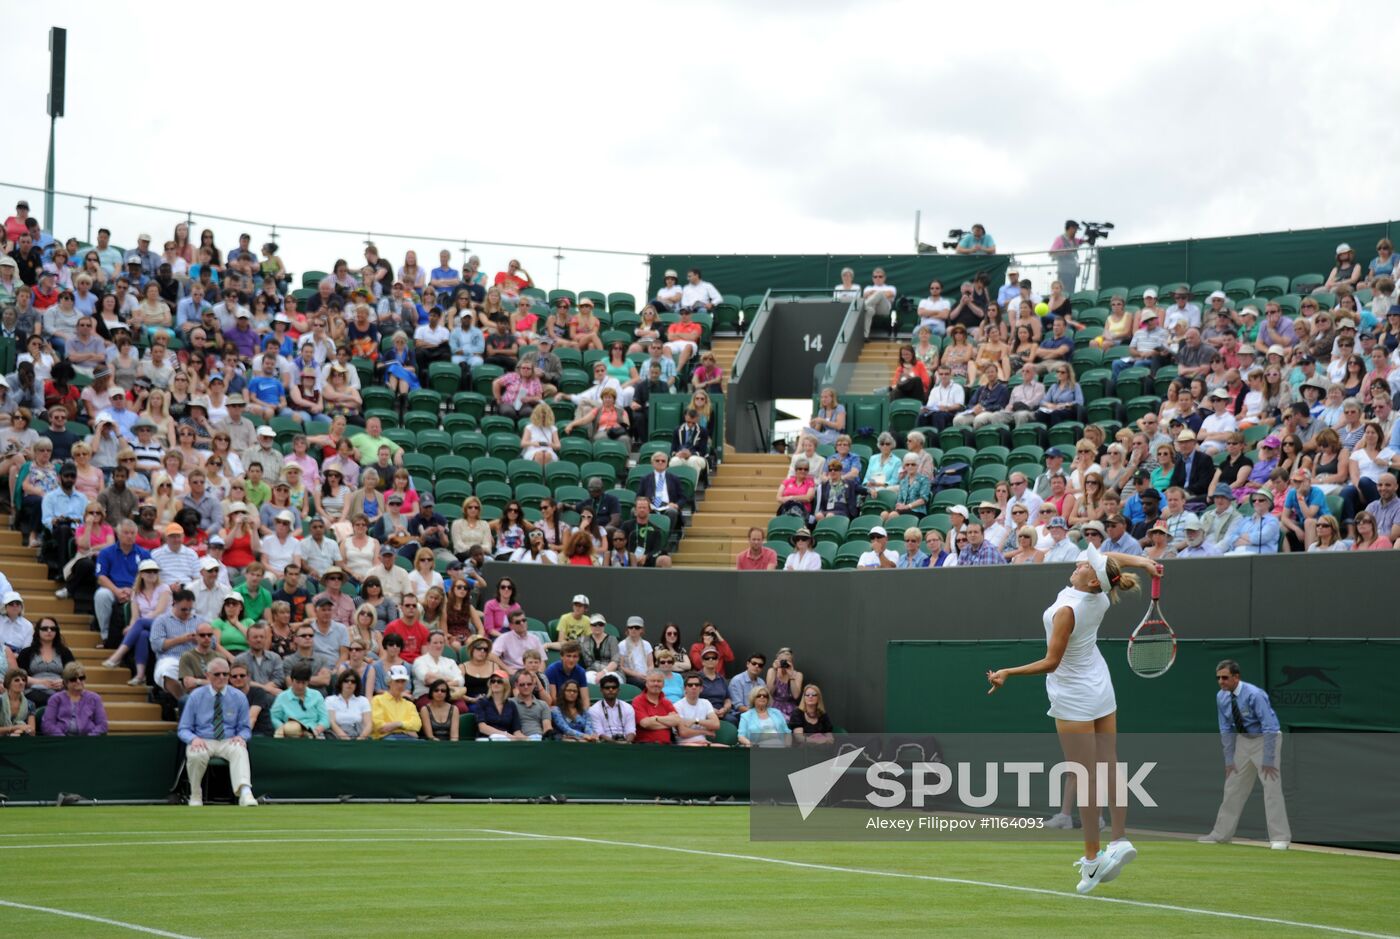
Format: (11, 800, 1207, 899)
(1050, 221, 1086, 293)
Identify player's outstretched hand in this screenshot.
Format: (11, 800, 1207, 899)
(986, 669, 1007, 694)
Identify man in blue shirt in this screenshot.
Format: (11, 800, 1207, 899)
(1102, 514, 1144, 555)
(544, 641, 589, 709)
(177, 282, 213, 336)
(1200, 659, 1289, 849)
(41, 462, 87, 535)
(429, 249, 461, 297)
(178, 658, 257, 807)
(245, 354, 292, 421)
(1225, 491, 1281, 554)
(955, 224, 996, 256)
(94, 520, 150, 648)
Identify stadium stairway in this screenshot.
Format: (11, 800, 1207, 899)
(671, 454, 791, 568)
(839, 340, 902, 395)
(0, 515, 174, 734)
(709, 337, 740, 394)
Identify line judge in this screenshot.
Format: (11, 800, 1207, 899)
(1200, 659, 1289, 849)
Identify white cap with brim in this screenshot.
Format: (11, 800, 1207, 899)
(388, 665, 410, 682)
(1075, 543, 1111, 593)
(1, 591, 21, 606)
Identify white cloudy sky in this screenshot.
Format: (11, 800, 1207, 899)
(3, 1, 1396, 296)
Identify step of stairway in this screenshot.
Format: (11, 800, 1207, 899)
(109, 720, 176, 734)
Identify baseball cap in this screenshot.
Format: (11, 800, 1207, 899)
(164, 522, 185, 536)
(379, 544, 396, 555)
(626, 616, 645, 629)
(200, 556, 221, 571)
(1183, 518, 1204, 531)
(275, 510, 295, 523)
(388, 665, 410, 683)
(1176, 429, 1197, 442)
(208, 535, 225, 547)
(1260, 435, 1281, 448)
(1048, 516, 1069, 529)
(1208, 290, 1227, 301)
(1211, 388, 1232, 400)
(868, 526, 888, 538)
(975, 501, 998, 513)
(2, 591, 22, 606)
(1045, 447, 1066, 459)
(1266, 344, 1286, 357)
(1142, 287, 1157, 299)
(419, 492, 434, 507)
(1082, 520, 1107, 537)
(949, 504, 970, 518)
(1213, 483, 1234, 500)
(663, 269, 678, 279)
(572, 594, 590, 606)
(589, 613, 607, 626)
(1140, 309, 1159, 321)
(257, 425, 277, 437)
(137, 559, 160, 573)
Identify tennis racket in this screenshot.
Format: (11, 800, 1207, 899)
(1127, 575, 1176, 678)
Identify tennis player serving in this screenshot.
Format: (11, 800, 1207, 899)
(985, 545, 1163, 894)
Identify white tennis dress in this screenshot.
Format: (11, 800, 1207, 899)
(1042, 586, 1116, 722)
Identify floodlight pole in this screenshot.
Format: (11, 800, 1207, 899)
(45, 27, 68, 232)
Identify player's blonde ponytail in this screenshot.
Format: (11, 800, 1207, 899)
(1104, 558, 1140, 604)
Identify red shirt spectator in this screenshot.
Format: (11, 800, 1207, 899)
(384, 613, 430, 663)
(632, 683, 677, 744)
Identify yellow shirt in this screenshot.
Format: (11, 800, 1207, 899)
(555, 613, 591, 642)
(370, 692, 422, 739)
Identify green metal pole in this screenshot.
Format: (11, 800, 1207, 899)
(44, 115, 56, 232)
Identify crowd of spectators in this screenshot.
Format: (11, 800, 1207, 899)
(753, 240, 1400, 566)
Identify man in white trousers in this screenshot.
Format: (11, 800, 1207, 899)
(1200, 659, 1290, 849)
(177, 658, 257, 807)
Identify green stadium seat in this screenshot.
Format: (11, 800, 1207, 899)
(1011, 423, 1047, 449)
(832, 543, 866, 570)
(592, 439, 629, 475)
(1190, 280, 1223, 301)
(1096, 286, 1128, 306)
(973, 426, 1009, 451)
(578, 461, 616, 489)
(507, 459, 545, 485)
(943, 446, 976, 467)
(972, 445, 1009, 468)
(487, 432, 521, 461)
(920, 514, 950, 535)
(969, 464, 1007, 488)
(560, 437, 593, 466)
(1253, 275, 1288, 298)
(888, 399, 921, 437)
(1158, 282, 1189, 299)
(471, 457, 508, 483)
(434, 479, 472, 505)
(441, 412, 477, 435)
(475, 479, 513, 510)
(514, 482, 551, 510)
(812, 515, 849, 546)
(1072, 347, 1103, 371)
(427, 361, 463, 396)
(1074, 327, 1105, 350)
(1290, 273, 1324, 295)
(607, 292, 636, 313)
(1079, 369, 1110, 405)
(554, 484, 589, 508)
(407, 389, 442, 414)
(1126, 284, 1158, 305)
(1086, 398, 1123, 425)
(384, 427, 416, 451)
(1223, 277, 1256, 300)
(416, 429, 452, 457)
(402, 452, 434, 479)
(543, 461, 580, 489)
(1047, 422, 1084, 449)
(767, 516, 802, 541)
(1070, 290, 1098, 311)
(1008, 444, 1044, 466)
(1076, 307, 1108, 327)
(471, 364, 504, 398)
(451, 391, 487, 421)
(814, 541, 836, 569)
(1113, 367, 1151, 400)
(847, 515, 881, 542)
(929, 489, 967, 513)
(402, 411, 437, 433)
(453, 431, 487, 461)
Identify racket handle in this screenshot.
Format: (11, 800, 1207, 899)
(1151, 576, 1161, 600)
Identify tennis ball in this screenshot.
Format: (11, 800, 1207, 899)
(1034, 302, 1049, 317)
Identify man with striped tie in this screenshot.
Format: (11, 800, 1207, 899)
(178, 658, 257, 807)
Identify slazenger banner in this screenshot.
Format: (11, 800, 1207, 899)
(748, 733, 1400, 844)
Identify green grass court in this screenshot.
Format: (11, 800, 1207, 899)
(1, 804, 1396, 937)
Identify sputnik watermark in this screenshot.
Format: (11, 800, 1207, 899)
(865, 760, 1157, 810)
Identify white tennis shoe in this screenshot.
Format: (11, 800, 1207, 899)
(1045, 812, 1073, 829)
(1098, 839, 1137, 884)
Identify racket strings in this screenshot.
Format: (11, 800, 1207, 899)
(1128, 621, 1175, 676)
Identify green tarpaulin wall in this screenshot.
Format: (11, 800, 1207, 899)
(0, 737, 749, 803)
(887, 638, 1400, 735)
(646, 254, 1010, 301)
(1097, 220, 1400, 288)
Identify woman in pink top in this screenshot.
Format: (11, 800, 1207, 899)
(775, 459, 817, 519)
(481, 578, 523, 638)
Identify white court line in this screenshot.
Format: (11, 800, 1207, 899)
(469, 828, 1398, 939)
(0, 836, 529, 851)
(0, 827, 414, 839)
(0, 899, 198, 938)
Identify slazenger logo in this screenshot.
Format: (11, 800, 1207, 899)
(1275, 665, 1343, 709)
(787, 750, 1157, 818)
(0, 754, 29, 794)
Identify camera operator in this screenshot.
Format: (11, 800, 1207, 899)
(1050, 221, 1086, 293)
(955, 224, 997, 256)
